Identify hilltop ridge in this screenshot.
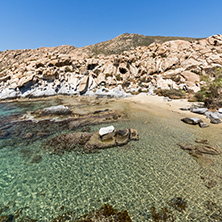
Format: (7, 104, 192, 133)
(0, 33, 200, 69)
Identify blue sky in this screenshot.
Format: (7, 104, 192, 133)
(0, 0, 221, 51)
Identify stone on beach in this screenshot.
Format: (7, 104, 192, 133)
(209, 113, 221, 124)
(191, 108, 208, 114)
(199, 122, 210, 128)
(181, 117, 203, 125)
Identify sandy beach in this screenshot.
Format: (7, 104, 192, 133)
(122, 94, 215, 126)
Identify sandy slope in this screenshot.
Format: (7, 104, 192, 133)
(122, 94, 213, 124)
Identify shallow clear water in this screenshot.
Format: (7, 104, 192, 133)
(0, 96, 222, 221)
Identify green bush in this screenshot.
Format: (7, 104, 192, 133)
(197, 67, 222, 109)
(155, 88, 185, 99)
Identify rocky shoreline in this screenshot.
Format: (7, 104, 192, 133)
(0, 34, 222, 100)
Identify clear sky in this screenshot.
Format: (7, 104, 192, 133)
(0, 0, 222, 51)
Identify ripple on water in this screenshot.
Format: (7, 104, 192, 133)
(0, 97, 222, 221)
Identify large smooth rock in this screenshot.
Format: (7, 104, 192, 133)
(209, 113, 221, 124)
(78, 76, 89, 95)
(99, 125, 115, 136)
(181, 117, 203, 125)
(115, 129, 130, 145)
(191, 108, 208, 114)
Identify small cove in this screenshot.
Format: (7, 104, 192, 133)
(0, 96, 222, 221)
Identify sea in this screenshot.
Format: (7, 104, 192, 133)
(0, 95, 222, 221)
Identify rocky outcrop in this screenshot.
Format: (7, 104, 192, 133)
(178, 141, 221, 165)
(178, 143, 221, 155)
(1, 34, 222, 100)
(46, 128, 139, 154)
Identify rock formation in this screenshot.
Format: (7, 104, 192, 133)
(46, 128, 139, 154)
(1, 34, 222, 100)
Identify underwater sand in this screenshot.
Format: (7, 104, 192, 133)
(0, 96, 222, 221)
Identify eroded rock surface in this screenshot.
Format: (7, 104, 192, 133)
(46, 128, 139, 154)
(1, 34, 222, 99)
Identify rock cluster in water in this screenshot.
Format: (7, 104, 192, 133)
(46, 127, 139, 154)
(1, 35, 222, 99)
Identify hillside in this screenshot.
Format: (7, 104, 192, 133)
(79, 33, 201, 56)
(0, 34, 222, 100)
(0, 33, 200, 70)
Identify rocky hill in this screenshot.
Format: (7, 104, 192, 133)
(75, 33, 200, 56)
(0, 34, 222, 100)
(0, 34, 199, 70)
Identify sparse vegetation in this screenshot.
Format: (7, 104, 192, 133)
(65, 66, 72, 72)
(155, 88, 186, 99)
(86, 33, 201, 56)
(116, 74, 123, 81)
(194, 67, 222, 109)
(105, 73, 113, 78)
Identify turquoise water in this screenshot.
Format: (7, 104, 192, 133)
(0, 97, 222, 221)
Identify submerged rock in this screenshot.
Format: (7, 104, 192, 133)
(0, 131, 10, 139)
(68, 111, 125, 130)
(0, 215, 14, 222)
(169, 197, 188, 212)
(51, 204, 132, 221)
(151, 206, 175, 222)
(205, 200, 222, 221)
(195, 139, 209, 144)
(178, 143, 221, 155)
(189, 150, 214, 165)
(46, 132, 93, 154)
(178, 143, 196, 150)
(32, 105, 73, 117)
(76, 204, 132, 222)
(30, 155, 42, 163)
(197, 144, 221, 155)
